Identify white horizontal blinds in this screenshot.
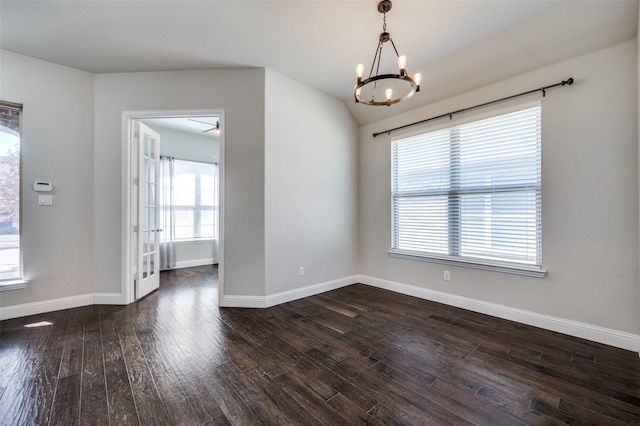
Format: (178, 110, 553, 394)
(392, 104, 542, 266)
(392, 128, 451, 254)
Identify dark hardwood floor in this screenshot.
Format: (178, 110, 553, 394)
(1, 265, 640, 425)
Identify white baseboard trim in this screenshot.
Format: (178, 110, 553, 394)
(93, 293, 125, 305)
(4, 274, 637, 353)
(0, 293, 94, 321)
(174, 258, 215, 269)
(0, 292, 126, 321)
(358, 275, 640, 353)
(220, 275, 357, 309)
(220, 295, 266, 308)
(265, 276, 357, 308)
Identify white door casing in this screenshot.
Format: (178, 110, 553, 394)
(121, 109, 224, 306)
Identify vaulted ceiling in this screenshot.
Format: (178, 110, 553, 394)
(1, 1, 637, 125)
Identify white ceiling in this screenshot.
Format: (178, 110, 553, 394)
(1, 1, 637, 125)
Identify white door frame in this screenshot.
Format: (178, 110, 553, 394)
(121, 109, 225, 305)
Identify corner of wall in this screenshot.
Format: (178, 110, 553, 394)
(637, 6, 640, 336)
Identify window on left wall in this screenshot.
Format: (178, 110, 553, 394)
(0, 101, 24, 287)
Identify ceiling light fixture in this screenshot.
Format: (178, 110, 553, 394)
(354, 0, 422, 106)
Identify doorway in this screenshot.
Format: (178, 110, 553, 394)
(121, 109, 224, 304)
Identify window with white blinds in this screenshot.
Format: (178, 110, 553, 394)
(391, 104, 543, 274)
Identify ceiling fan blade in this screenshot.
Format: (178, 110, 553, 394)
(189, 118, 216, 126)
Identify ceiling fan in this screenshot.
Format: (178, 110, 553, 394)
(189, 118, 220, 133)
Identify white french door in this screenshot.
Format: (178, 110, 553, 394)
(135, 122, 161, 299)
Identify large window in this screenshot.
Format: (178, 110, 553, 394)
(391, 104, 543, 275)
(161, 158, 218, 241)
(0, 102, 22, 283)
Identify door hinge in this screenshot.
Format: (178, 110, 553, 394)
(134, 178, 139, 185)
(133, 225, 139, 232)
(134, 131, 140, 138)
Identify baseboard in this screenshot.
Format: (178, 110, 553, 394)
(0, 293, 94, 321)
(93, 293, 125, 305)
(265, 276, 357, 308)
(0, 292, 126, 320)
(219, 295, 266, 308)
(174, 258, 215, 269)
(4, 274, 637, 353)
(358, 275, 640, 353)
(220, 275, 357, 309)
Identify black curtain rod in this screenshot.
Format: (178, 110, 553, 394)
(372, 77, 574, 138)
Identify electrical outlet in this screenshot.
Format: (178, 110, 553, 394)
(298, 266, 305, 277)
(444, 270, 451, 281)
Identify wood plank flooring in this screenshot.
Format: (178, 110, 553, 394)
(1, 265, 640, 425)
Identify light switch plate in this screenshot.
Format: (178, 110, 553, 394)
(38, 195, 53, 206)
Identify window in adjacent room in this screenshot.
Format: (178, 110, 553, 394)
(0, 101, 23, 285)
(391, 103, 544, 276)
(161, 158, 218, 242)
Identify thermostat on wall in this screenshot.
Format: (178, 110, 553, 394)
(33, 181, 53, 192)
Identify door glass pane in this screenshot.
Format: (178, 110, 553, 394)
(143, 230, 149, 254)
(142, 253, 149, 278)
(149, 204, 156, 230)
(149, 256, 155, 277)
(143, 157, 150, 183)
(148, 182, 156, 207)
(149, 226, 156, 254)
(148, 135, 155, 158)
(148, 158, 155, 183)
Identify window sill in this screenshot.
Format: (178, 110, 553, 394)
(389, 250, 547, 278)
(0, 279, 28, 291)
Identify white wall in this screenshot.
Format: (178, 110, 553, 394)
(264, 70, 358, 296)
(94, 69, 265, 297)
(359, 40, 639, 335)
(0, 50, 95, 307)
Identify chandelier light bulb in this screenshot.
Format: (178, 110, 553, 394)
(414, 72, 422, 90)
(398, 55, 407, 73)
(385, 88, 393, 101)
(356, 64, 365, 85)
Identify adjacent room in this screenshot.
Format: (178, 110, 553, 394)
(0, 0, 639, 424)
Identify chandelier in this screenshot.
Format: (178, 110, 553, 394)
(354, 0, 422, 106)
